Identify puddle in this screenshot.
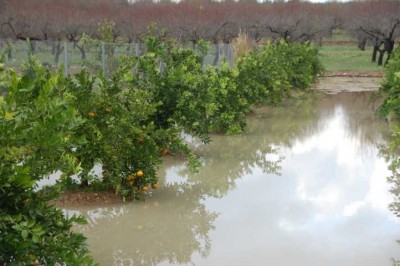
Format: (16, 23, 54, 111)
(67, 86, 400, 265)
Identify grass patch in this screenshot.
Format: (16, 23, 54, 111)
(318, 45, 384, 72)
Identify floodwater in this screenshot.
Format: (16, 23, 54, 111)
(68, 85, 400, 265)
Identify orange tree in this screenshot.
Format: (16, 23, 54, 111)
(59, 61, 197, 200)
(54, 34, 323, 199)
(129, 36, 252, 135)
(0, 58, 94, 264)
(236, 41, 323, 106)
(58, 35, 252, 198)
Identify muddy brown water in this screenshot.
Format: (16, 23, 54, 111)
(64, 78, 400, 266)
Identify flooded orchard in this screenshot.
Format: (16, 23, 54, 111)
(68, 79, 400, 266)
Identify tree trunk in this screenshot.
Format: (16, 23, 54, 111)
(74, 43, 86, 60)
(317, 37, 323, 47)
(378, 50, 385, 66)
(384, 38, 395, 65)
(7, 43, 12, 59)
(372, 45, 378, 62)
(54, 42, 63, 64)
(213, 43, 220, 66)
(29, 41, 36, 55)
(357, 37, 366, 51)
(51, 42, 56, 55)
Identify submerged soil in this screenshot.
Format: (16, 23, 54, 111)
(51, 73, 383, 208)
(50, 190, 125, 209)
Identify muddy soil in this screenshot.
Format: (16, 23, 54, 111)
(50, 190, 125, 209)
(314, 76, 381, 94)
(323, 70, 383, 78)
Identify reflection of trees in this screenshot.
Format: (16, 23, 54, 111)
(189, 134, 283, 198)
(318, 92, 388, 148)
(247, 92, 323, 147)
(71, 176, 217, 265)
(186, 91, 388, 198)
(250, 92, 387, 149)
(185, 93, 320, 198)
(380, 124, 400, 217)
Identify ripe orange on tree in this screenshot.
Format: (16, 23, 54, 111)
(127, 174, 135, 181)
(136, 170, 144, 178)
(161, 148, 169, 156)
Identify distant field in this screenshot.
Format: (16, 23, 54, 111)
(318, 45, 384, 72)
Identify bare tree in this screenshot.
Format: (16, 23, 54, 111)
(344, 0, 400, 65)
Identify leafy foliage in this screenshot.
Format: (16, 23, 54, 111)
(236, 41, 323, 106)
(0, 58, 94, 265)
(60, 66, 194, 199)
(378, 47, 400, 216)
(379, 47, 400, 120)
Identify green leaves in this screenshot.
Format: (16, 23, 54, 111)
(236, 42, 322, 107)
(0, 57, 94, 265)
(380, 47, 400, 119)
(11, 220, 45, 242)
(379, 47, 400, 218)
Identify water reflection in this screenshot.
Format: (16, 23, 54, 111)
(73, 173, 218, 265)
(69, 91, 400, 265)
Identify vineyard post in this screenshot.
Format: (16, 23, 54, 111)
(64, 42, 68, 77)
(102, 42, 105, 75)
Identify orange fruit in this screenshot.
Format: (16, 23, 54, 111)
(136, 170, 144, 178)
(88, 111, 95, 117)
(151, 183, 159, 189)
(161, 148, 169, 156)
(127, 174, 135, 181)
(128, 180, 134, 186)
(141, 186, 148, 192)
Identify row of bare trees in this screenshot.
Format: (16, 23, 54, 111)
(342, 0, 400, 65)
(0, 0, 335, 43)
(1, 0, 400, 65)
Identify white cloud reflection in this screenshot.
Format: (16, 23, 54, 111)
(289, 106, 393, 222)
(197, 102, 400, 266)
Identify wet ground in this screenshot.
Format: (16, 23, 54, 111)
(61, 77, 400, 266)
(315, 76, 381, 94)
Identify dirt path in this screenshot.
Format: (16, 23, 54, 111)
(323, 70, 384, 78)
(315, 71, 382, 94)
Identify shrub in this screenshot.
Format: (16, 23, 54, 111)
(379, 47, 400, 121)
(378, 47, 400, 216)
(0, 58, 93, 265)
